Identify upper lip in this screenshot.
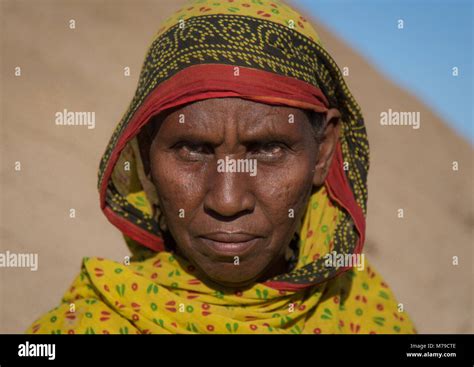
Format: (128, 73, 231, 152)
(199, 232, 261, 243)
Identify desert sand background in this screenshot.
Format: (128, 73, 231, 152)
(0, 0, 472, 333)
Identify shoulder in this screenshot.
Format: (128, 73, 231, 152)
(322, 258, 417, 334)
(26, 298, 134, 334)
(26, 257, 138, 334)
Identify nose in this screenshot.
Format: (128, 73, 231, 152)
(204, 166, 256, 219)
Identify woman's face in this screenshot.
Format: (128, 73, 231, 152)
(147, 98, 339, 288)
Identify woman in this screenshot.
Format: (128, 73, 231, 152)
(28, 0, 415, 334)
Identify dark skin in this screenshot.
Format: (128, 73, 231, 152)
(142, 98, 340, 289)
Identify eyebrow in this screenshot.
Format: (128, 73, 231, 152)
(239, 131, 297, 145)
(239, 117, 301, 145)
(169, 130, 298, 148)
(166, 112, 303, 145)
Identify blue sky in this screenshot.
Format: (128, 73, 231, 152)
(294, 0, 473, 144)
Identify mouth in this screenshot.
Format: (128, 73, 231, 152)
(197, 232, 262, 258)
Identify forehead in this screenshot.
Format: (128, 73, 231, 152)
(158, 98, 312, 137)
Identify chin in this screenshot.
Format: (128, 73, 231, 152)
(210, 277, 258, 289)
(200, 265, 261, 289)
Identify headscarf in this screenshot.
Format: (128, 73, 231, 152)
(27, 0, 415, 334)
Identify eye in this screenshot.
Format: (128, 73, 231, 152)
(172, 141, 212, 161)
(250, 142, 288, 160)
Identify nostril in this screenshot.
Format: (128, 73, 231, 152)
(203, 206, 253, 222)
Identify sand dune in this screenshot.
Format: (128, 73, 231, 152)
(1, 0, 472, 333)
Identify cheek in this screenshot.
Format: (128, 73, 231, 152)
(150, 153, 206, 223)
(255, 159, 314, 226)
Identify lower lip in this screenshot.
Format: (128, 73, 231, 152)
(199, 237, 260, 257)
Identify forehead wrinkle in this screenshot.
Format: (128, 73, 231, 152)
(172, 99, 309, 144)
(177, 103, 224, 138)
(235, 103, 275, 139)
(238, 107, 303, 140)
